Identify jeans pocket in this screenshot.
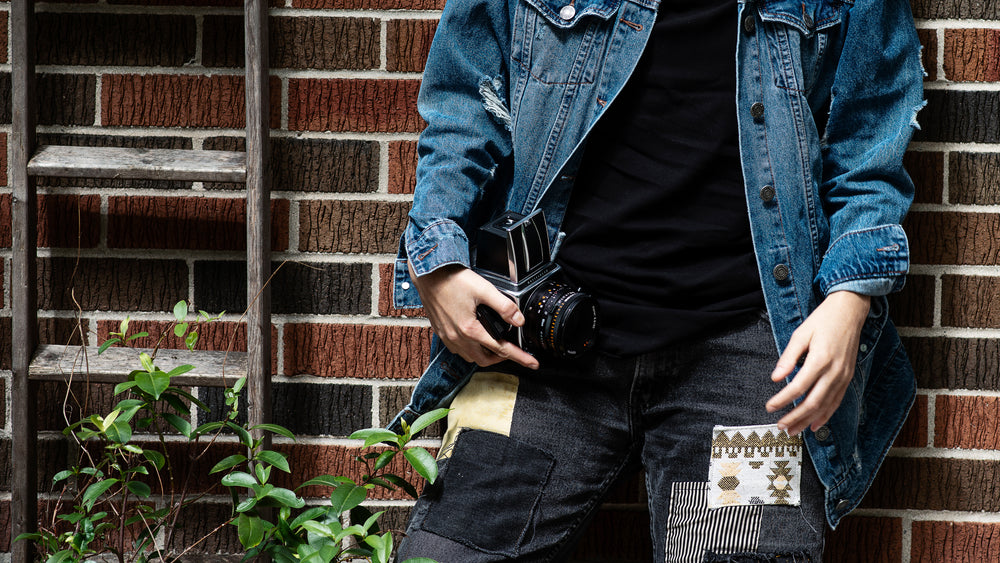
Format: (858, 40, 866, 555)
(423, 429, 556, 557)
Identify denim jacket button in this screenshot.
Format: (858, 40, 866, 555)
(772, 263, 789, 282)
(759, 185, 776, 202)
(835, 499, 851, 512)
(401, 282, 411, 290)
(814, 425, 831, 441)
(559, 5, 576, 20)
(743, 15, 756, 34)
(750, 102, 765, 122)
(804, 12, 815, 29)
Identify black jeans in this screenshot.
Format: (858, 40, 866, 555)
(396, 313, 826, 562)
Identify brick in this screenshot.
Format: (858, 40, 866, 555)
(904, 336, 1000, 391)
(37, 13, 196, 66)
(950, 152, 1000, 205)
(0, 379, 4, 430)
(388, 140, 418, 195)
(194, 260, 371, 315)
(386, 19, 437, 73)
(197, 381, 372, 437)
(283, 323, 431, 379)
(911, 0, 1000, 19)
(911, 521, 1000, 563)
(944, 29, 1000, 82)
(0, 12, 7, 65)
(107, 196, 289, 251)
(37, 133, 193, 190)
(824, 516, 902, 563)
(0, 437, 70, 492)
(860, 457, 1000, 511)
(905, 212, 1000, 266)
(108, 0, 282, 6)
(917, 29, 937, 82)
(903, 151, 943, 204)
(942, 275, 1000, 328)
(0, 132, 7, 186)
(203, 16, 379, 71)
(935, 395, 1000, 449)
(914, 90, 1000, 144)
(38, 257, 188, 312)
(38, 73, 97, 126)
(293, 0, 445, 9)
(887, 274, 934, 328)
(272, 137, 379, 193)
(167, 502, 242, 554)
(894, 394, 928, 448)
(378, 263, 425, 318)
(287, 78, 423, 133)
(378, 384, 444, 437)
(102, 74, 281, 128)
(571, 507, 652, 562)
(299, 200, 410, 254)
(0, 194, 101, 248)
(37, 380, 188, 435)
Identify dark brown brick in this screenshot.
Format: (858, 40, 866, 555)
(917, 28, 937, 82)
(942, 275, 1000, 328)
(0, 12, 7, 65)
(935, 395, 1000, 449)
(204, 16, 379, 71)
(37, 13, 196, 66)
(38, 257, 188, 312)
(911, 521, 1000, 563)
(283, 323, 431, 379)
(860, 457, 1000, 511)
(904, 336, 1000, 391)
(39, 73, 97, 126)
(378, 263, 425, 318)
(0, 132, 7, 186)
(0, 194, 97, 248)
(287, 78, 423, 133)
(294, 0, 445, 9)
(107, 196, 289, 251)
(272, 137, 379, 193)
(107, 0, 282, 6)
(37, 133, 193, 189)
(894, 394, 928, 448)
(299, 200, 410, 254)
(167, 502, 242, 554)
(377, 384, 443, 437)
(102, 74, 281, 128)
(388, 140, 418, 195)
(950, 152, 1000, 205)
(824, 516, 902, 563)
(0, 379, 4, 431)
(905, 212, 1000, 266)
(37, 380, 189, 435)
(888, 274, 934, 328)
(0, 437, 70, 493)
(904, 151, 943, 204)
(914, 90, 1000, 144)
(944, 29, 1000, 82)
(571, 507, 652, 562)
(911, 0, 1000, 19)
(387, 19, 437, 73)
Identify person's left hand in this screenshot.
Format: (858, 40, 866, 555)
(765, 291, 871, 436)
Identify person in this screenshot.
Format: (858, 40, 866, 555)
(388, 0, 925, 559)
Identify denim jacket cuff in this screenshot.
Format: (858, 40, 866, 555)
(814, 224, 909, 297)
(393, 219, 472, 308)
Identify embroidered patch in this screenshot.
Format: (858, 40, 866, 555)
(708, 424, 803, 508)
(665, 482, 762, 563)
(437, 371, 519, 460)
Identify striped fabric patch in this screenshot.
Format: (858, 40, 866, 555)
(664, 482, 762, 563)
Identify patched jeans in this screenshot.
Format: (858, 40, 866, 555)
(395, 312, 826, 562)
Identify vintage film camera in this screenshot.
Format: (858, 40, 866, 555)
(473, 210, 600, 359)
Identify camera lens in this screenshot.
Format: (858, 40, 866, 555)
(522, 282, 599, 358)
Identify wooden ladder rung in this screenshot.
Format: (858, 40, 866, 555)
(29, 344, 247, 387)
(27, 145, 248, 182)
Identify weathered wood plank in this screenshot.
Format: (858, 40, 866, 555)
(30, 344, 248, 387)
(27, 145, 247, 182)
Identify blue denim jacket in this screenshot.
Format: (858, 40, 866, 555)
(391, 0, 924, 528)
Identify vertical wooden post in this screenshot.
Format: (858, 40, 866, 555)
(10, 1, 39, 562)
(245, 0, 271, 445)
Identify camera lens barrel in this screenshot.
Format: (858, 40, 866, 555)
(523, 282, 599, 358)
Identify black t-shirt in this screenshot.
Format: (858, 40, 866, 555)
(556, 0, 764, 356)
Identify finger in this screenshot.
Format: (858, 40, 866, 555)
(478, 284, 526, 327)
(766, 365, 817, 414)
(466, 323, 539, 370)
(772, 329, 810, 382)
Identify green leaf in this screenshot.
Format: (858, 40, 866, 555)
(236, 496, 258, 513)
(299, 520, 336, 539)
(210, 454, 247, 474)
(81, 478, 119, 511)
(254, 462, 271, 484)
(298, 475, 353, 490)
(139, 352, 155, 374)
(165, 363, 196, 378)
(173, 300, 189, 322)
(226, 421, 253, 448)
(373, 450, 396, 472)
(256, 450, 290, 473)
(193, 421, 224, 436)
(251, 423, 296, 440)
(162, 413, 191, 438)
(329, 482, 368, 514)
(162, 393, 190, 416)
(122, 444, 143, 454)
(126, 481, 152, 498)
(233, 376, 247, 394)
(143, 449, 166, 471)
(289, 507, 330, 530)
(125, 331, 149, 342)
(104, 420, 133, 444)
(365, 533, 393, 563)
(53, 470, 74, 483)
(404, 447, 439, 484)
(221, 471, 258, 488)
(350, 428, 401, 448)
(261, 487, 305, 509)
(382, 474, 419, 499)
(237, 513, 265, 549)
(135, 370, 168, 400)
(408, 408, 450, 437)
(98, 338, 121, 355)
(174, 322, 189, 338)
(165, 386, 209, 411)
(185, 331, 199, 350)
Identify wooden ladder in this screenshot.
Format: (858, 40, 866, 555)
(9, 1, 273, 560)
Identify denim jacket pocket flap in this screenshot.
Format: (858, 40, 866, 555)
(758, 0, 843, 34)
(524, 0, 621, 28)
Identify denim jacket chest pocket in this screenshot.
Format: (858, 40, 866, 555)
(757, 0, 846, 95)
(512, 0, 621, 86)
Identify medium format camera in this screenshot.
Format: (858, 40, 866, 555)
(473, 210, 600, 359)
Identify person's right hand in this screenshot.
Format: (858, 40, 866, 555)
(408, 262, 539, 369)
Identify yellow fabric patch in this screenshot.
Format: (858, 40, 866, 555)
(438, 371, 519, 460)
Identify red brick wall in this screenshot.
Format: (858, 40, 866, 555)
(0, 0, 996, 561)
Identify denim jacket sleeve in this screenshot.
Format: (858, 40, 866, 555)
(814, 0, 924, 297)
(392, 0, 514, 309)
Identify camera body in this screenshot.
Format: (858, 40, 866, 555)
(473, 210, 599, 359)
